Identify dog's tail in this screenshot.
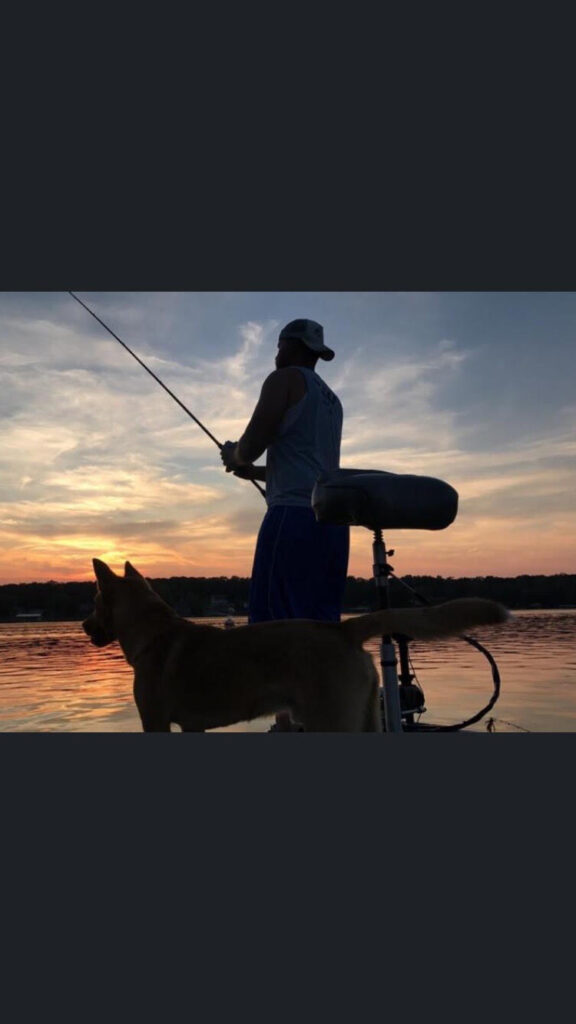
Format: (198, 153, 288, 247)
(341, 598, 510, 646)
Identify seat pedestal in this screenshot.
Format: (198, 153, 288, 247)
(311, 469, 459, 733)
(372, 529, 404, 732)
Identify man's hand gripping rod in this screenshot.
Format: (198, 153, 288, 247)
(68, 292, 266, 499)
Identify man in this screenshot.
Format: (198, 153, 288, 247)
(220, 318, 349, 730)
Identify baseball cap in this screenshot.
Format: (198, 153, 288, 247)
(278, 318, 335, 361)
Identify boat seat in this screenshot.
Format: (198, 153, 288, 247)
(311, 469, 458, 531)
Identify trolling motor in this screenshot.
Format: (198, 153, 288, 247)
(312, 469, 459, 732)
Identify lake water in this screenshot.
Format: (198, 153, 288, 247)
(0, 610, 574, 732)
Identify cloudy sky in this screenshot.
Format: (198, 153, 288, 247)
(0, 291, 574, 584)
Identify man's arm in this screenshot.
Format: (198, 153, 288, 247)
(237, 369, 297, 462)
(231, 463, 267, 482)
(221, 368, 304, 472)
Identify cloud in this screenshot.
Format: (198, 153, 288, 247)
(336, 338, 469, 465)
(0, 306, 274, 579)
(219, 321, 268, 381)
(1, 295, 575, 582)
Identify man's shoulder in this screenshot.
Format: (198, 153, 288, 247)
(264, 367, 306, 382)
(261, 367, 308, 407)
(262, 367, 307, 391)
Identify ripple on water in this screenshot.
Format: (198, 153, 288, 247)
(0, 610, 574, 732)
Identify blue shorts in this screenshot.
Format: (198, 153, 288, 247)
(248, 505, 350, 623)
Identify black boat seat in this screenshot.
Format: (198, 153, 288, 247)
(311, 469, 458, 531)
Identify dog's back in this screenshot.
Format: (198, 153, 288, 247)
(84, 559, 509, 732)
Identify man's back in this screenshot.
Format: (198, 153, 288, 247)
(265, 367, 343, 507)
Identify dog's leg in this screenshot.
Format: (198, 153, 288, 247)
(300, 693, 367, 733)
(363, 686, 383, 732)
(135, 694, 171, 731)
(134, 673, 171, 732)
(139, 712, 171, 732)
(302, 687, 381, 733)
(362, 667, 383, 732)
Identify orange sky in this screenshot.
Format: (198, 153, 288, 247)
(1, 470, 573, 584)
(1, 291, 575, 584)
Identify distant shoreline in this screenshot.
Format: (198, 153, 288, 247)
(1, 573, 575, 623)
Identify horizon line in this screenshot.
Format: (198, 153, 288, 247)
(1, 570, 575, 587)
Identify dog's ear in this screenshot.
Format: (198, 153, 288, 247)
(93, 558, 118, 591)
(124, 561, 144, 579)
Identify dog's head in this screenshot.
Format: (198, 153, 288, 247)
(82, 558, 148, 647)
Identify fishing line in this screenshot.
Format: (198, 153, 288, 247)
(68, 292, 266, 499)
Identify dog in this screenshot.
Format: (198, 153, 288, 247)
(82, 558, 509, 732)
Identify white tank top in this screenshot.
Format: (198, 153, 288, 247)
(265, 367, 343, 507)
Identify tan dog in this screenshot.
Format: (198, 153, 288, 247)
(82, 558, 509, 732)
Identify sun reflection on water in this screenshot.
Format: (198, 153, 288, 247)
(0, 610, 574, 732)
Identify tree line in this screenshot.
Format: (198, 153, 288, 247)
(0, 574, 575, 621)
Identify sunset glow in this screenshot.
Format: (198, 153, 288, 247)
(1, 292, 574, 584)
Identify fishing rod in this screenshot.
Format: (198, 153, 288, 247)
(68, 292, 266, 499)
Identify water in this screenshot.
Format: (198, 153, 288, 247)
(0, 610, 574, 732)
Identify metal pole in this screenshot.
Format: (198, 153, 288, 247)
(372, 529, 403, 732)
(397, 636, 415, 726)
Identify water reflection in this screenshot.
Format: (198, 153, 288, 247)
(0, 610, 574, 732)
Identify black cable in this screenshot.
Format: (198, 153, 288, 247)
(391, 575, 502, 732)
